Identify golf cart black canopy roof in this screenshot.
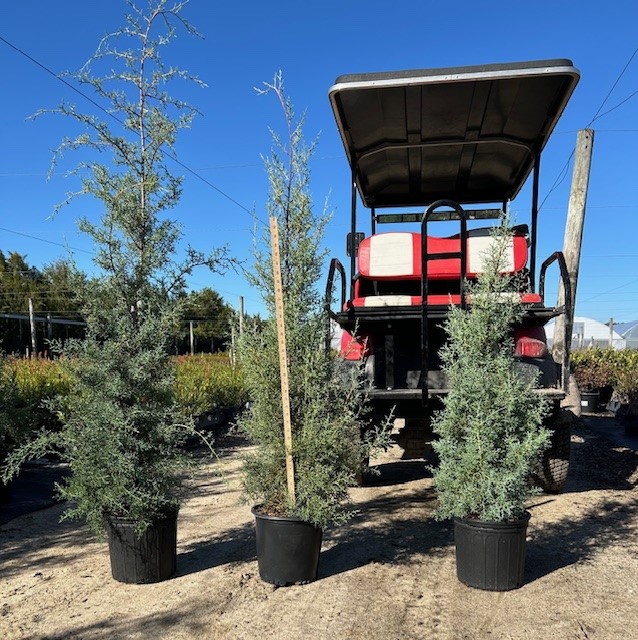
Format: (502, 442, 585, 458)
(329, 59, 580, 208)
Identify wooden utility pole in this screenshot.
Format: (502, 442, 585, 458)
(239, 295, 244, 336)
(28, 298, 37, 358)
(230, 325, 236, 367)
(552, 129, 594, 389)
(270, 216, 296, 505)
(608, 318, 614, 348)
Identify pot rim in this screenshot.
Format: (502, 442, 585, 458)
(453, 510, 531, 527)
(104, 507, 179, 526)
(251, 504, 320, 527)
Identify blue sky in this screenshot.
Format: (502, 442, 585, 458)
(1, 1, 637, 325)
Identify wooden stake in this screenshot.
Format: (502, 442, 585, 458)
(270, 216, 296, 505)
(552, 129, 594, 389)
(28, 298, 37, 358)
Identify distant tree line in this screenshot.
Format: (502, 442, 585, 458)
(0, 250, 247, 356)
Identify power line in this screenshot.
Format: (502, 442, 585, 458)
(0, 312, 85, 326)
(582, 254, 638, 258)
(578, 277, 638, 304)
(539, 47, 638, 211)
(0, 155, 343, 178)
(587, 47, 638, 126)
(0, 222, 254, 253)
(0, 291, 79, 297)
(0, 34, 266, 226)
(0, 226, 92, 254)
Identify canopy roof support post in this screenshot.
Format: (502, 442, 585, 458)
(530, 151, 540, 291)
(350, 168, 357, 300)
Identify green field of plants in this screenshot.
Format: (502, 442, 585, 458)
(0, 354, 248, 464)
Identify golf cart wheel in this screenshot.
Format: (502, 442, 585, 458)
(533, 420, 571, 493)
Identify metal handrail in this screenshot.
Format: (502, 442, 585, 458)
(539, 251, 573, 392)
(324, 257, 346, 352)
(420, 200, 468, 405)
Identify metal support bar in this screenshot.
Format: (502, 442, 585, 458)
(539, 251, 572, 392)
(385, 334, 395, 390)
(350, 168, 357, 301)
(358, 136, 535, 164)
(530, 152, 540, 291)
(324, 257, 346, 352)
(420, 200, 468, 406)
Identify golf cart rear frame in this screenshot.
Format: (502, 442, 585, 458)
(324, 59, 580, 416)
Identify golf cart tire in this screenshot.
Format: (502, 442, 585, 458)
(533, 420, 571, 493)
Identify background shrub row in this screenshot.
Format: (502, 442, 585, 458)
(3, 349, 637, 460)
(1, 353, 247, 441)
(571, 348, 638, 400)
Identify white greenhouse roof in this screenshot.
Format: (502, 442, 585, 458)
(546, 316, 626, 350)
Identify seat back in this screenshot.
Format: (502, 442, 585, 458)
(357, 229, 528, 281)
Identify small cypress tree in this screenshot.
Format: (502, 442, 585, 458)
(432, 220, 550, 522)
(238, 73, 386, 529)
(2, 0, 227, 536)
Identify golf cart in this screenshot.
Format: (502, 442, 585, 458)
(325, 59, 580, 491)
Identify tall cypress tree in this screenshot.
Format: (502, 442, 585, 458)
(4, 0, 227, 535)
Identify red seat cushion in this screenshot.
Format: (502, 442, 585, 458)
(348, 292, 542, 308)
(357, 230, 529, 281)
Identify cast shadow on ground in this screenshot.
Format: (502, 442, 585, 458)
(320, 459, 451, 579)
(363, 459, 433, 487)
(35, 601, 225, 640)
(0, 502, 99, 579)
(0, 461, 70, 527)
(176, 520, 256, 577)
(525, 495, 638, 583)
(565, 417, 638, 493)
(184, 429, 252, 461)
(524, 417, 638, 583)
(176, 457, 445, 581)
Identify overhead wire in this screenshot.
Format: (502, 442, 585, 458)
(587, 47, 638, 125)
(538, 46, 638, 212)
(0, 34, 266, 226)
(0, 34, 270, 308)
(0, 226, 92, 254)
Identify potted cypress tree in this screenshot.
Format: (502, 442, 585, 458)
(2, 1, 226, 583)
(237, 74, 387, 586)
(431, 221, 550, 591)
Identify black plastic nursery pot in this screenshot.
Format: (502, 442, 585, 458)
(580, 391, 600, 413)
(252, 506, 322, 586)
(105, 510, 178, 584)
(0, 481, 10, 505)
(454, 511, 531, 591)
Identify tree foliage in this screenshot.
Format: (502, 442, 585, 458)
(179, 287, 235, 352)
(432, 221, 550, 522)
(0, 252, 85, 353)
(237, 73, 386, 530)
(3, 0, 223, 535)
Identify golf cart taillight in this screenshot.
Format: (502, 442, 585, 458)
(514, 327, 549, 358)
(340, 331, 370, 361)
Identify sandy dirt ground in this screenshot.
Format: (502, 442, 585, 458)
(1, 415, 637, 640)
